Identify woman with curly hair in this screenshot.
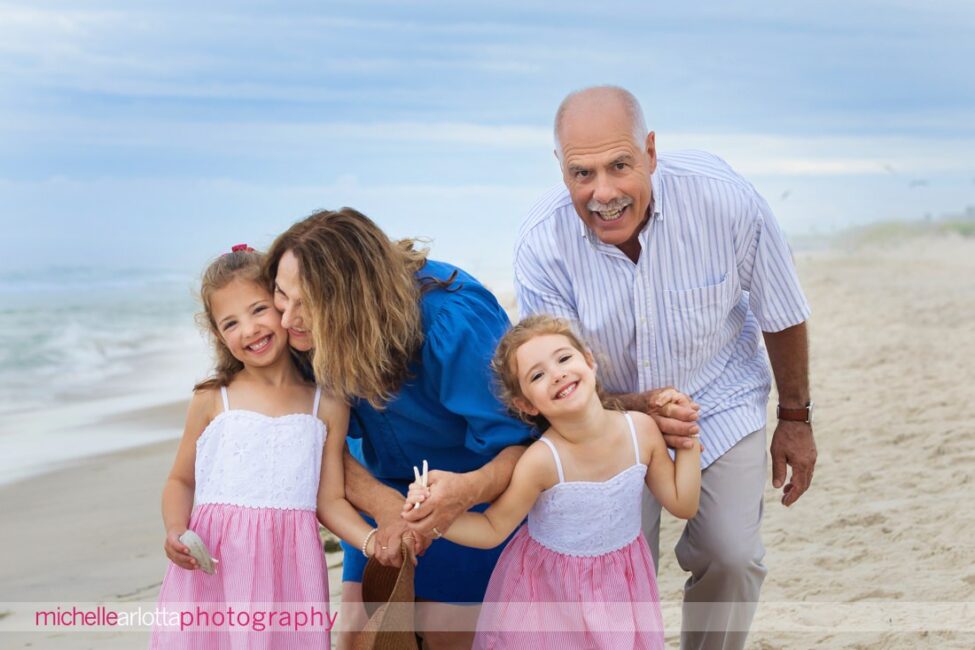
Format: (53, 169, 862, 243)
(266, 208, 531, 649)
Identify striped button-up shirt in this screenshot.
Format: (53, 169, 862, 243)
(514, 150, 810, 467)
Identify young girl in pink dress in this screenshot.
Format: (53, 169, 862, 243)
(151, 246, 390, 649)
(406, 315, 702, 649)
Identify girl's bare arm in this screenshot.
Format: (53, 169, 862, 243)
(161, 389, 214, 569)
(405, 442, 553, 549)
(640, 412, 702, 519)
(316, 396, 390, 559)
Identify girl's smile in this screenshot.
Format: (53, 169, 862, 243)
(553, 381, 579, 400)
(244, 333, 274, 355)
(513, 334, 597, 417)
(210, 278, 290, 366)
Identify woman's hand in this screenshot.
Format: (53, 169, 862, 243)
(164, 528, 198, 570)
(371, 504, 430, 567)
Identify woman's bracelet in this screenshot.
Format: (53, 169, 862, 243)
(361, 528, 378, 558)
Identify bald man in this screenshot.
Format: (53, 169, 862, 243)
(514, 85, 816, 650)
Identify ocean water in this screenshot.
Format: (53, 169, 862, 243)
(0, 267, 220, 483)
(0, 266, 209, 416)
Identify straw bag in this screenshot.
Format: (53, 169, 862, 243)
(350, 540, 419, 650)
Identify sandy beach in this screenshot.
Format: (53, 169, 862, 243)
(658, 234, 975, 648)
(2, 233, 973, 648)
(0, 403, 346, 649)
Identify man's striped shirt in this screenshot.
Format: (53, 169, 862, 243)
(515, 150, 810, 467)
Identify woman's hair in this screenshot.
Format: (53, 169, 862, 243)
(193, 247, 268, 392)
(492, 314, 619, 431)
(265, 208, 442, 407)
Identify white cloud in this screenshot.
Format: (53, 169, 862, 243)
(6, 111, 972, 176)
(4, 115, 553, 150)
(0, 4, 568, 97)
(664, 132, 975, 176)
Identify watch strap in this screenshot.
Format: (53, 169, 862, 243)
(777, 402, 812, 423)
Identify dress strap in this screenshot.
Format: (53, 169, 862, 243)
(538, 436, 565, 484)
(311, 386, 322, 415)
(220, 386, 230, 412)
(624, 412, 640, 465)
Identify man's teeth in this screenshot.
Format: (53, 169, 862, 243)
(248, 336, 271, 351)
(598, 207, 623, 220)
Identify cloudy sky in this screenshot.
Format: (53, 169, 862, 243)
(1, 0, 973, 284)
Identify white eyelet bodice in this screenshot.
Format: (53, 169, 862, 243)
(193, 386, 326, 511)
(527, 412, 647, 557)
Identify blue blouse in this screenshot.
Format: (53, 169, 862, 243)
(340, 259, 532, 602)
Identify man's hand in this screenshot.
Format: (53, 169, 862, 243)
(763, 323, 813, 505)
(401, 469, 475, 539)
(643, 387, 701, 449)
(770, 420, 816, 506)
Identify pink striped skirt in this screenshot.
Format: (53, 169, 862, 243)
(473, 526, 664, 649)
(149, 503, 330, 649)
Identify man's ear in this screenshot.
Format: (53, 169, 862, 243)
(513, 396, 540, 416)
(645, 131, 657, 174)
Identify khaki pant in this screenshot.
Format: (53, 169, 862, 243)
(643, 428, 768, 650)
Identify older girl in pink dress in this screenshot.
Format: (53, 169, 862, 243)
(406, 315, 702, 649)
(151, 246, 389, 649)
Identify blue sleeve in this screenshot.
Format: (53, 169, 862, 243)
(421, 287, 534, 456)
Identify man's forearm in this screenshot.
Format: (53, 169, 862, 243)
(463, 445, 526, 507)
(763, 322, 810, 406)
(343, 447, 404, 519)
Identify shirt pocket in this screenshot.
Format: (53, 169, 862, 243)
(661, 273, 736, 383)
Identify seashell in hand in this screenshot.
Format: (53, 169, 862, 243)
(179, 529, 218, 575)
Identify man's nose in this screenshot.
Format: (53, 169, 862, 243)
(592, 173, 617, 205)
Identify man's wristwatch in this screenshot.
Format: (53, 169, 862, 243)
(776, 401, 814, 424)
